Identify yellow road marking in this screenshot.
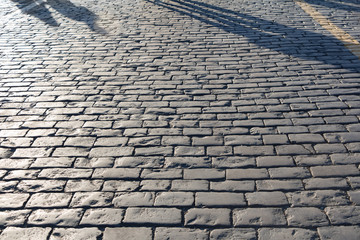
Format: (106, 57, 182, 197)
(295, 0, 360, 59)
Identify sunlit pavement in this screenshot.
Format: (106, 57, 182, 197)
(0, 0, 360, 239)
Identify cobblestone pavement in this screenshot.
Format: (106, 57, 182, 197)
(0, 0, 360, 239)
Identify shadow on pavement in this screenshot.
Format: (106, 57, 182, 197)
(303, 0, 360, 12)
(11, 0, 58, 26)
(47, 0, 106, 33)
(148, 0, 360, 71)
(11, 0, 106, 34)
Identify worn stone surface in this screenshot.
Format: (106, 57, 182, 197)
(0, 210, 31, 226)
(0, 193, 29, 208)
(0, 0, 360, 237)
(195, 192, 246, 206)
(27, 209, 83, 226)
(210, 228, 257, 240)
(50, 228, 102, 240)
(258, 228, 319, 240)
(155, 228, 208, 240)
(318, 226, 360, 240)
(0, 227, 51, 240)
(70, 192, 113, 207)
(103, 227, 152, 240)
(80, 208, 125, 225)
(26, 193, 72, 208)
(285, 207, 329, 227)
(246, 192, 288, 206)
(325, 206, 360, 225)
(123, 208, 182, 225)
(113, 192, 155, 207)
(155, 192, 194, 206)
(185, 208, 231, 226)
(233, 208, 287, 226)
(287, 190, 350, 207)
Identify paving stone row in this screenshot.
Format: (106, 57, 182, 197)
(1, 0, 360, 239)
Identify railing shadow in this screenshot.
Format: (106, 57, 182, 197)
(147, 0, 360, 71)
(11, 0, 106, 34)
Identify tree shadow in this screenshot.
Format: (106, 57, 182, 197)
(147, 0, 360, 71)
(11, 0, 106, 34)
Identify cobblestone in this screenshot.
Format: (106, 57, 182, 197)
(26, 193, 72, 208)
(185, 208, 230, 226)
(233, 208, 287, 226)
(246, 191, 288, 206)
(258, 228, 319, 240)
(103, 227, 152, 240)
(325, 206, 360, 225)
(1, 0, 360, 237)
(318, 226, 360, 240)
(0, 210, 31, 226)
(80, 208, 125, 225)
(285, 207, 329, 227)
(287, 190, 350, 207)
(50, 228, 102, 240)
(27, 209, 83, 226)
(123, 207, 182, 225)
(0, 227, 51, 240)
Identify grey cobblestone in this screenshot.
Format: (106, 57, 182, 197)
(258, 228, 319, 240)
(70, 192, 113, 207)
(50, 228, 102, 240)
(304, 178, 349, 190)
(102, 180, 139, 191)
(65, 180, 103, 192)
(155, 227, 207, 240)
(185, 208, 230, 227)
(123, 207, 182, 225)
(246, 192, 288, 206)
(0, 210, 31, 226)
(28, 209, 83, 226)
(294, 155, 331, 166)
(318, 226, 360, 240)
(285, 207, 329, 227)
(257, 179, 303, 191)
(113, 192, 154, 207)
(195, 192, 245, 206)
(80, 208, 125, 225)
(26, 193, 72, 208)
(210, 228, 256, 239)
(38, 168, 93, 179)
(141, 180, 171, 191)
(103, 227, 152, 240)
(0, 227, 51, 240)
(210, 180, 254, 192)
(0, 193, 29, 208)
(171, 180, 208, 191)
(31, 157, 74, 168)
(155, 192, 194, 206)
(325, 206, 360, 225)
(1, 0, 360, 236)
(92, 168, 140, 179)
(227, 169, 269, 180)
(310, 164, 360, 177)
(287, 190, 350, 207)
(233, 208, 287, 226)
